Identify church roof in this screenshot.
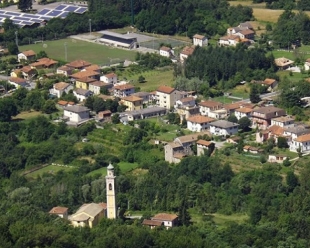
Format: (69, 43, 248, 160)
(107, 163, 114, 169)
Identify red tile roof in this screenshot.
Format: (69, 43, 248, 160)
(49, 206, 68, 214)
(197, 139, 213, 146)
(22, 50, 36, 56)
(157, 85, 175, 94)
(142, 219, 163, 226)
(104, 72, 117, 78)
(114, 84, 134, 90)
(187, 115, 214, 124)
(199, 100, 223, 108)
(66, 60, 91, 69)
(295, 133, 310, 142)
(152, 213, 178, 221)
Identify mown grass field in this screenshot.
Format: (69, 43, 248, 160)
(87, 162, 139, 177)
(19, 38, 136, 65)
(12, 110, 42, 120)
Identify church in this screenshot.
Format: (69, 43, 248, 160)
(64, 163, 117, 228)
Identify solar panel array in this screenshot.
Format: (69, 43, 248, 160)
(0, 4, 87, 28)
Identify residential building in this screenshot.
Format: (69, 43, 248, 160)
(283, 124, 310, 143)
(17, 50, 36, 62)
(72, 70, 100, 82)
(243, 145, 263, 154)
(159, 46, 173, 58)
(180, 46, 195, 63)
(219, 35, 240, 47)
(97, 110, 112, 122)
(142, 219, 164, 229)
(69, 203, 106, 228)
(106, 163, 117, 219)
(10, 69, 22, 78)
(196, 139, 214, 156)
(132, 92, 151, 104)
(187, 115, 215, 132)
(256, 125, 285, 144)
(164, 132, 210, 163)
(175, 97, 196, 109)
(262, 78, 278, 92)
(121, 95, 143, 111)
(21, 66, 36, 80)
(8, 77, 28, 88)
(83, 64, 101, 73)
(73, 88, 93, 102)
(275, 57, 294, 70)
(271, 116, 294, 127)
(75, 77, 97, 90)
(29, 57, 58, 69)
(235, 107, 252, 120)
(223, 102, 244, 116)
(193, 34, 208, 47)
(151, 213, 178, 229)
(156, 85, 182, 109)
(114, 84, 135, 97)
(199, 100, 223, 116)
(56, 65, 74, 77)
(238, 22, 254, 30)
(290, 133, 310, 152)
(49, 206, 68, 219)
(88, 81, 107, 95)
(226, 136, 242, 144)
(236, 29, 255, 40)
(120, 107, 167, 123)
(100, 73, 117, 84)
(66, 60, 92, 70)
(209, 120, 239, 137)
(63, 105, 90, 123)
(50, 82, 73, 98)
(57, 100, 75, 108)
(268, 154, 289, 163)
(252, 106, 286, 129)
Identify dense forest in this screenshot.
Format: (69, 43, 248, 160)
(179, 45, 278, 89)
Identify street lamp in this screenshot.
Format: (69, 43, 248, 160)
(15, 31, 18, 46)
(64, 42, 67, 62)
(89, 19, 92, 35)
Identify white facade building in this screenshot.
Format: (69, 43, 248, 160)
(106, 163, 117, 219)
(193, 34, 208, 47)
(100, 73, 118, 84)
(209, 120, 239, 137)
(63, 105, 90, 123)
(235, 107, 252, 120)
(290, 133, 310, 152)
(187, 115, 214, 132)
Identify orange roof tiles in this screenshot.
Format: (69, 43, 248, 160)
(49, 206, 68, 214)
(199, 100, 223, 108)
(142, 219, 163, 226)
(114, 84, 134, 90)
(30, 57, 58, 67)
(235, 107, 252, 113)
(197, 139, 212, 146)
(187, 115, 214, 123)
(66, 60, 91, 69)
(263, 78, 277, 85)
(9, 77, 26, 83)
(54, 82, 70, 90)
(181, 46, 195, 56)
(157, 85, 175, 94)
(57, 100, 68, 106)
(22, 50, 36, 56)
(152, 213, 178, 221)
(122, 95, 143, 102)
(268, 125, 284, 136)
(71, 70, 99, 79)
(104, 72, 117, 78)
(295, 133, 310, 142)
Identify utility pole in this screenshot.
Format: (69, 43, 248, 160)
(64, 42, 67, 62)
(89, 19, 92, 35)
(15, 31, 18, 46)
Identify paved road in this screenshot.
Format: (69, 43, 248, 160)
(241, 91, 280, 103)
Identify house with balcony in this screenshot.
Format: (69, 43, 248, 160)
(209, 120, 239, 137)
(235, 107, 252, 120)
(187, 115, 214, 132)
(199, 100, 223, 117)
(113, 84, 135, 97)
(290, 133, 310, 153)
(100, 73, 118, 84)
(120, 95, 143, 111)
(156, 85, 182, 109)
(252, 106, 286, 130)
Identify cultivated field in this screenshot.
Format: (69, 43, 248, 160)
(19, 38, 136, 65)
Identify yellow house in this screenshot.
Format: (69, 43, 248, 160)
(10, 69, 22, 78)
(75, 77, 97, 90)
(121, 95, 143, 111)
(69, 203, 107, 228)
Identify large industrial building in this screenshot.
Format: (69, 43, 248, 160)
(98, 31, 138, 49)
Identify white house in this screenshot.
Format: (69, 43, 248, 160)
(219, 35, 240, 47)
(63, 105, 90, 123)
(49, 206, 69, 219)
(196, 139, 214, 156)
(174, 97, 196, 109)
(100, 73, 117, 84)
(187, 115, 214, 132)
(159, 46, 173, 58)
(17, 50, 36, 62)
(73, 88, 93, 102)
(290, 133, 310, 152)
(50, 82, 74, 98)
(209, 120, 239, 137)
(283, 125, 310, 143)
(268, 154, 289, 163)
(88, 81, 107, 95)
(56, 65, 73, 77)
(271, 116, 294, 128)
(193, 34, 208, 47)
(151, 213, 178, 229)
(235, 107, 252, 120)
(113, 84, 135, 97)
(8, 77, 28, 88)
(180, 46, 195, 63)
(199, 100, 223, 117)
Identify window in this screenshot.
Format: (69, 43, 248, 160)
(109, 183, 112, 190)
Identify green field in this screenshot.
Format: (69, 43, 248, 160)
(19, 38, 136, 65)
(25, 164, 73, 179)
(87, 162, 138, 176)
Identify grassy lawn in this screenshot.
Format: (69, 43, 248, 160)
(118, 162, 139, 173)
(129, 69, 174, 92)
(25, 164, 73, 179)
(13, 111, 42, 120)
(87, 167, 107, 177)
(277, 71, 308, 83)
(269, 50, 296, 61)
(209, 213, 249, 227)
(19, 38, 136, 65)
(228, 84, 250, 99)
(213, 96, 238, 104)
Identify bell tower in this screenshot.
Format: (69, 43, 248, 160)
(106, 163, 117, 219)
